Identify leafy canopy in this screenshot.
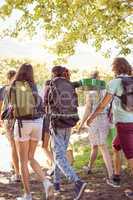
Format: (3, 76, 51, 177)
(0, 59, 50, 85)
(0, 0, 132, 56)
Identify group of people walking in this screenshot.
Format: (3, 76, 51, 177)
(0, 57, 132, 200)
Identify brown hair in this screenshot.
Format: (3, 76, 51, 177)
(52, 66, 71, 80)
(112, 57, 132, 76)
(63, 67, 71, 80)
(7, 70, 16, 81)
(52, 66, 65, 78)
(14, 63, 35, 85)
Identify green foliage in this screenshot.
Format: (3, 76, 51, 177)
(0, 59, 50, 86)
(73, 129, 116, 170)
(73, 141, 105, 170)
(0, 0, 132, 56)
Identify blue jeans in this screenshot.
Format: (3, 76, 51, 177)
(51, 128, 79, 184)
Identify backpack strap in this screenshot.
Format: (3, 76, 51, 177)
(107, 96, 114, 122)
(29, 82, 44, 117)
(10, 81, 22, 137)
(13, 82, 23, 137)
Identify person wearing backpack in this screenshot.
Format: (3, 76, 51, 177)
(9, 64, 53, 200)
(78, 71, 117, 187)
(86, 58, 133, 199)
(42, 68, 81, 177)
(47, 66, 87, 200)
(0, 70, 21, 182)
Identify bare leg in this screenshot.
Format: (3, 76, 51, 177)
(28, 140, 46, 181)
(10, 139, 19, 175)
(28, 140, 54, 199)
(99, 144, 113, 178)
(128, 158, 133, 172)
(113, 147, 121, 175)
(43, 133, 53, 167)
(124, 158, 133, 196)
(88, 145, 98, 170)
(6, 132, 19, 175)
(15, 140, 30, 194)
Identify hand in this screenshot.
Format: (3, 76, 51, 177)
(72, 121, 83, 133)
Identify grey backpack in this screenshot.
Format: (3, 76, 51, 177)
(48, 77, 79, 128)
(119, 76, 133, 112)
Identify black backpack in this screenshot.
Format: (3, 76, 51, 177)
(48, 77, 79, 128)
(118, 76, 133, 112)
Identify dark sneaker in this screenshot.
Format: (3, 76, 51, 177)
(54, 183, 60, 192)
(74, 180, 87, 200)
(113, 174, 121, 185)
(83, 166, 92, 174)
(125, 189, 133, 199)
(106, 177, 120, 188)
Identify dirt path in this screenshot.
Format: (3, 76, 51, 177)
(0, 169, 132, 200)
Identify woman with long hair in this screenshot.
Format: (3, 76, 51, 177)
(10, 63, 53, 200)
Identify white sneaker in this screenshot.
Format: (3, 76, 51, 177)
(43, 179, 54, 199)
(10, 174, 21, 182)
(47, 168, 54, 176)
(16, 193, 32, 200)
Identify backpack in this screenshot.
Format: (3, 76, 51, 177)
(1, 86, 14, 120)
(48, 77, 79, 128)
(10, 81, 43, 120)
(118, 76, 133, 112)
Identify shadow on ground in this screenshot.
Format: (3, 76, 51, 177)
(0, 170, 132, 200)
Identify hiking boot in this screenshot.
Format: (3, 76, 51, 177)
(74, 180, 87, 200)
(43, 179, 54, 200)
(106, 177, 120, 188)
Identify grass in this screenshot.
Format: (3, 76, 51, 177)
(72, 130, 115, 170)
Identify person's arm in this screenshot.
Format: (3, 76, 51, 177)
(72, 81, 81, 88)
(87, 93, 113, 125)
(79, 94, 92, 129)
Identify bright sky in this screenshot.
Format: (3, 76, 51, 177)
(0, 0, 132, 72)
